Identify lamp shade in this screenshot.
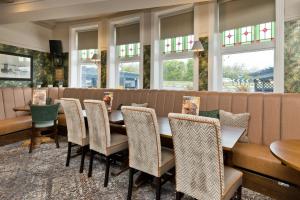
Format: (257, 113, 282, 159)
(91, 53, 100, 61)
(192, 41, 204, 52)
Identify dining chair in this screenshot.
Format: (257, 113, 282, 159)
(60, 98, 89, 173)
(121, 106, 175, 200)
(168, 113, 243, 200)
(29, 103, 60, 153)
(84, 100, 128, 187)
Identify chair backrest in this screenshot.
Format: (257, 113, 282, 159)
(61, 98, 87, 144)
(168, 113, 224, 200)
(83, 100, 111, 154)
(121, 106, 162, 177)
(30, 104, 59, 123)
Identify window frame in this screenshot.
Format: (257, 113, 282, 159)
(78, 49, 99, 88)
(107, 13, 144, 89)
(152, 5, 198, 90)
(219, 22, 276, 92)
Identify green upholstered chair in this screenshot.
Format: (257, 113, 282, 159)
(29, 103, 60, 153)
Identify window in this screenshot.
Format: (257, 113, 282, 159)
(222, 50, 274, 92)
(115, 21, 141, 89)
(158, 9, 195, 90)
(162, 58, 194, 90)
(119, 62, 140, 89)
(79, 49, 98, 88)
(221, 22, 275, 92)
(160, 34, 195, 90)
(116, 42, 140, 89)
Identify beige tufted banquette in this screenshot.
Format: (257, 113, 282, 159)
(0, 87, 64, 136)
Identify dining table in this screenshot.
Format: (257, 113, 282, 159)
(270, 140, 300, 171)
(83, 110, 245, 151)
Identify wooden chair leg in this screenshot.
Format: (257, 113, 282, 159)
(104, 156, 111, 187)
(176, 192, 183, 200)
(155, 177, 161, 200)
(29, 128, 34, 153)
(66, 142, 72, 167)
(54, 128, 59, 148)
(127, 168, 134, 200)
(88, 150, 95, 177)
(236, 186, 242, 200)
(79, 146, 87, 173)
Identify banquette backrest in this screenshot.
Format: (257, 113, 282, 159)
(0, 87, 64, 120)
(63, 88, 300, 146)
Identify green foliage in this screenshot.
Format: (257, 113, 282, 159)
(143, 45, 151, 89)
(284, 19, 300, 93)
(163, 59, 194, 81)
(199, 37, 208, 91)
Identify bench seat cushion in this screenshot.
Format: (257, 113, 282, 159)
(0, 115, 32, 136)
(232, 143, 300, 186)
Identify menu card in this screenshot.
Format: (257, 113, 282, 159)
(32, 89, 47, 105)
(103, 92, 113, 112)
(182, 96, 200, 115)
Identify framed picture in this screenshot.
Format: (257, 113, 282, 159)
(0, 51, 33, 81)
(32, 89, 47, 105)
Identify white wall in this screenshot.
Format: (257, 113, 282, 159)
(52, 23, 70, 52)
(0, 22, 53, 52)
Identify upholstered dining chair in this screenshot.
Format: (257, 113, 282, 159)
(168, 113, 243, 200)
(60, 98, 89, 173)
(83, 100, 128, 187)
(121, 106, 175, 200)
(29, 103, 60, 153)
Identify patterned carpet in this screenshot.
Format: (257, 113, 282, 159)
(0, 139, 273, 200)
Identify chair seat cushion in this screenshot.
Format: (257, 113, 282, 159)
(159, 147, 175, 177)
(223, 166, 243, 200)
(106, 133, 128, 155)
(34, 121, 54, 128)
(0, 115, 32, 135)
(233, 143, 300, 186)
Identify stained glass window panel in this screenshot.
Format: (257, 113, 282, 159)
(241, 26, 253, 44)
(117, 43, 140, 58)
(128, 44, 134, 57)
(164, 38, 172, 53)
(175, 37, 183, 52)
(187, 35, 194, 50)
(224, 30, 235, 46)
(260, 22, 272, 40)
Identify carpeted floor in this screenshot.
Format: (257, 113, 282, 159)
(0, 139, 273, 200)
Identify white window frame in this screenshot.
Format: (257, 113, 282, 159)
(151, 5, 199, 90)
(69, 22, 101, 88)
(211, 0, 285, 92)
(107, 13, 144, 89)
(219, 26, 276, 92)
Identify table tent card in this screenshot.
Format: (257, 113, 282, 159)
(182, 96, 200, 115)
(32, 89, 47, 105)
(103, 92, 113, 112)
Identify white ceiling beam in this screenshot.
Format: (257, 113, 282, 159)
(0, 0, 207, 24)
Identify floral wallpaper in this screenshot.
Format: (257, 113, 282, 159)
(199, 37, 209, 91)
(101, 50, 107, 88)
(0, 43, 68, 87)
(143, 45, 151, 89)
(285, 19, 300, 93)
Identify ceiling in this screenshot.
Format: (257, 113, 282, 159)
(0, 0, 208, 25)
